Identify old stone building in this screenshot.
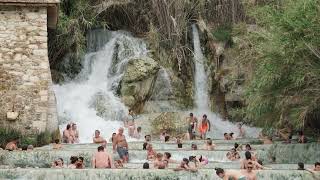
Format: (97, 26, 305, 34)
(0, 0, 59, 134)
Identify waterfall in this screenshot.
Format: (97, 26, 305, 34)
(192, 24, 210, 111)
(53, 30, 148, 143)
(191, 24, 261, 138)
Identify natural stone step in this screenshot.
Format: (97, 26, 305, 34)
(0, 169, 318, 180)
(35, 142, 271, 151)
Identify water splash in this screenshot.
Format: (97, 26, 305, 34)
(53, 31, 148, 143)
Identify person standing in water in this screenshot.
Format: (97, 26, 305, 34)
(125, 109, 136, 137)
(113, 127, 129, 163)
(198, 114, 211, 139)
(186, 113, 198, 140)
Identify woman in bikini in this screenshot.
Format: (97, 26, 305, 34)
(198, 114, 211, 139)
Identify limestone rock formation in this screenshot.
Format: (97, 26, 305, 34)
(150, 112, 187, 137)
(120, 57, 160, 112)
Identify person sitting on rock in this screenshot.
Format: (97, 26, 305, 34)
(226, 148, 240, 161)
(145, 135, 151, 142)
(297, 131, 307, 144)
(76, 156, 85, 169)
(215, 168, 246, 180)
(70, 123, 79, 143)
(174, 158, 197, 172)
(240, 162, 257, 180)
(53, 139, 62, 150)
(63, 124, 73, 143)
(93, 130, 107, 147)
(51, 158, 65, 168)
(163, 152, 177, 164)
(224, 133, 231, 140)
(240, 151, 265, 170)
(191, 143, 198, 150)
(146, 144, 156, 160)
(114, 160, 124, 169)
(92, 146, 114, 169)
(68, 156, 78, 169)
(5, 138, 19, 151)
(153, 153, 166, 169)
(204, 138, 216, 150)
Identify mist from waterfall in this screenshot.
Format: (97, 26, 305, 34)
(191, 24, 260, 138)
(192, 24, 211, 112)
(53, 30, 148, 143)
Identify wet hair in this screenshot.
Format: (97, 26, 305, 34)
(79, 157, 84, 161)
(215, 168, 224, 175)
(70, 156, 78, 164)
(66, 124, 71, 130)
(189, 156, 196, 161)
(164, 136, 170, 142)
(234, 143, 239, 149)
(143, 162, 149, 169)
(58, 158, 64, 164)
(21, 145, 28, 151)
(315, 162, 320, 167)
(182, 158, 189, 165)
(137, 127, 142, 132)
(156, 153, 163, 159)
(224, 133, 228, 136)
(97, 146, 104, 152)
(229, 133, 234, 137)
(245, 151, 252, 160)
(143, 142, 148, 150)
(164, 152, 171, 159)
(95, 130, 100, 134)
(178, 143, 182, 148)
(207, 139, 213, 145)
(258, 160, 263, 166)
(298, 162, 304, 170)
(190, 113, 193, 116)
(245, 144, 252, 150)
(55, 139, 60, 144)
(203, 114, 207, 118)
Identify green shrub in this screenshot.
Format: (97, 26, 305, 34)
(0, 128, 21, 149)
(36, 131, 53, 147)
(212, 25, 233, 42)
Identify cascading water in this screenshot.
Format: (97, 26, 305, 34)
(53, 30, 148, 143)
(192, 24, 260, 138)
(192, 24, 211, 112)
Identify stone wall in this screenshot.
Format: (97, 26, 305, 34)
(0, 5, 58, 134)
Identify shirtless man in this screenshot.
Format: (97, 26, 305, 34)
(215, 168, 246, 180)
(63, 124, 73, 143)
(240, 162, 257, 180)
(313, 162, 320, 171)
(92, 146, 114, 168)
(186, 113, 198, 140)
(70, 123, 79, 143)
(53, 139, 63, 149)
(174, 158, 197, 172)
(153, 153, 166, 169)
(113, 127, 129, 163)
(125, 109, 136, 137)
(93, 130, 107, 147)
(198, 114, 211, 139)
(240, 151, 264, 170)
(5, 138, 19, 151)
(204, 138, 215, 150)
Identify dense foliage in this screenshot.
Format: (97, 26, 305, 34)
(241, 0, 320, 131)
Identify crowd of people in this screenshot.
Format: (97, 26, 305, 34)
(1, 111, 320, 180)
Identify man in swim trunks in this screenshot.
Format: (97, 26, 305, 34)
(92, 146, 114, 168)
(198, 114, 211, 139)
(93, 130, 107, 147)
(241, 162, 257, 180)
(186, 113, 198, 140)
(113, 127, 129, 163)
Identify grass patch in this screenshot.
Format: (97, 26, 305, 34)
(212, 25, 233, 42)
